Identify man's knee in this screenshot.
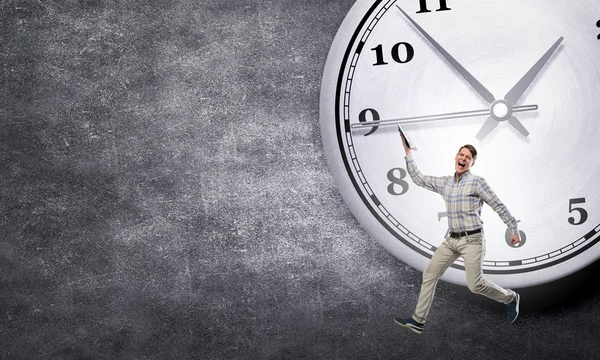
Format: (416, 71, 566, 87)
(467, 279, 487, 294)
(422, 267, 441, 284)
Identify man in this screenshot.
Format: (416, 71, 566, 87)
(394, 133, 521, 334)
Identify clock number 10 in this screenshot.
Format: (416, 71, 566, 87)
(371, 43, 415, 66)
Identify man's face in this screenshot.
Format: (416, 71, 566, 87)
(455, 147, 475, 176)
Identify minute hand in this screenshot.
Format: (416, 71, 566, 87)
(503, 37, 563, 105)
(474, 37, 564, 140)
(397, 5, 495, 103)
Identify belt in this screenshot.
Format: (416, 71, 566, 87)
(449, 228, 482, 238)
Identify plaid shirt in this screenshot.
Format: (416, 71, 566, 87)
(405, 154, 518, 235)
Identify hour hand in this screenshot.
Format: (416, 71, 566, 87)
(396, 5, 495, 104)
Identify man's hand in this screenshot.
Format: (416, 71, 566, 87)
(399, 133, 411, 155)
(510, 234, 521, 245)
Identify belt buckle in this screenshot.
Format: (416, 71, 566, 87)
(450, 230, 469, 238)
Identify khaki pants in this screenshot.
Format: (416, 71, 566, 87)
(412, 232, 515, 324)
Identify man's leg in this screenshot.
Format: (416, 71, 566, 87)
(412, 238, 460, 324)
(460, 234, 514, 304)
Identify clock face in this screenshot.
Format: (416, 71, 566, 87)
(319, 0, 600, 287)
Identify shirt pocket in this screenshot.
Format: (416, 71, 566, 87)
(466, 193, 480, 213)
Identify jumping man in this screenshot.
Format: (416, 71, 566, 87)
(394, 133, 521, 334)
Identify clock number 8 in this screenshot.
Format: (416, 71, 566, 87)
(597, 20, 600, 39)
(387, 168, 410, 195)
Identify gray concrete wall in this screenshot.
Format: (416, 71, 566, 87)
(1, 1, 599, 358)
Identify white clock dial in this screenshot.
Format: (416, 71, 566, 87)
(320, 0, 600, 287)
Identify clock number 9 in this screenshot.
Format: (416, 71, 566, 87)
(387, 168, 410, 195)
(358, 108, 380, 136)
(371, 43, 415, 66)
(568, 198, 588, 225)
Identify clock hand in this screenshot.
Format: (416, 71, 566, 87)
(476, 106, 531, 140)
(507, 116, 529, 136)
(504, 37, 563, 105)
(475, 37, 563, 139)
(476, 110, 530, 140)
(396, 5, 539, 139)
(475, 116, 498, 141)
(351, 104, 538, 128)
(396, 5, 495, 104)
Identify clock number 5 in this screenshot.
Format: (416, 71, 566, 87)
(568, 198, 588, 225)
(417, 0, 451, 13)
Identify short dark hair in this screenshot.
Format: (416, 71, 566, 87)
(459, 144, 477, 160)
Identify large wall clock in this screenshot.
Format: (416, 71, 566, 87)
(320, 0, 600, 287)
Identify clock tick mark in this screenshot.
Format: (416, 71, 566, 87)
(356, 41, 365, 54)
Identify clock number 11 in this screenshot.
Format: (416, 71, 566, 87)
(417, 0, 451, 13)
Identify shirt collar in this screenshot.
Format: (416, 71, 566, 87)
(454, 170, 471, 182)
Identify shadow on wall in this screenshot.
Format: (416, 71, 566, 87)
(516, 258, 600, 312)
(459, 258, 600, 313)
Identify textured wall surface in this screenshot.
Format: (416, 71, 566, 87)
(1, 0, 600, 359)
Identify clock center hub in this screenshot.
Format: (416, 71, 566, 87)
(491, 100, 511, 121)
